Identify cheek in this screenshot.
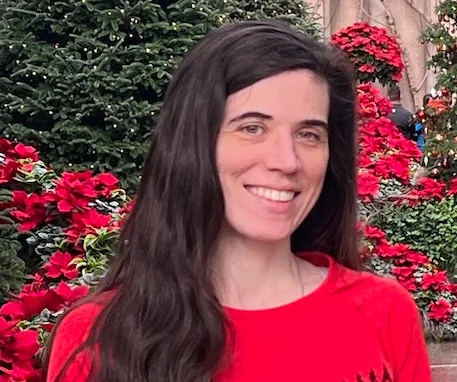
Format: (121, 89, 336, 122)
(300, 148, 329, 183)
(217, 144, 259, 181)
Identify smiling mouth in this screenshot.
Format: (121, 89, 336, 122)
(245, 186, 299, 202)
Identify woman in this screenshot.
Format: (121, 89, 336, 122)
(44, 20, 431, 382)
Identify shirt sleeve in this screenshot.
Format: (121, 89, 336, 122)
(387, 283, 432, 382)
(46, 303, 101, 382)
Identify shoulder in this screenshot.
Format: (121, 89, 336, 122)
(54, 290, 111, 339)
(301, 251, 420, 323)
(332, 262, 423, 332)
(337, 263, 418, 311)
(47, 294, 109, 382)
(336, 267, 431, 379)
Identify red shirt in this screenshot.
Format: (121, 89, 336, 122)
(47, 252, 431, 382)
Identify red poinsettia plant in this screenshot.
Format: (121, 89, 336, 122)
(331, 22, 405, 85)
(0, 139, 132, 380)
(356, 83, 457, 339)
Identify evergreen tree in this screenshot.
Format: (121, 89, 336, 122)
(0, 190, 25, 303)
(421, 0, 457, 181)
(0, 0, 321, 189)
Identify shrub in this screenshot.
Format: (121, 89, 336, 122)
(0, 136, 131, 380)
(0, 191, 25, 304)
(374, 197, 457, 279)
(331, 22, 404, 85)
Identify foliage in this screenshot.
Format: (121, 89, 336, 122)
(420, 0, 457, 181)
(374, 195, 457, 279)
(0, 0, 321, 190)
(331, 22, 404, 86)
(0, 190, 25, 304)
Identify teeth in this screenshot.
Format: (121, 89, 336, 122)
(247, 187, 295, 202)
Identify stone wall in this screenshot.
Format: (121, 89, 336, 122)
(305, 0, 442, 112)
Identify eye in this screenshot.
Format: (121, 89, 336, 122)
(241, 125, 264, 136)
(297, 130, 321, 141)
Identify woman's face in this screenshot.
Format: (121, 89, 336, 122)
(216, 69, 330, 243)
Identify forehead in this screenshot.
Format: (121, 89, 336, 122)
(225, 70, 330, 121)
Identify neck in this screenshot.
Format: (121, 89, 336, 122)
(212, 225, 304, 310)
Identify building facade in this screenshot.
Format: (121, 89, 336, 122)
(304, 0, 442, 112)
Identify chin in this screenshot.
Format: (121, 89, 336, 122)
(240, 226, 294, 243)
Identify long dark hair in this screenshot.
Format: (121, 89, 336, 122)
(43, 20, 359, 382)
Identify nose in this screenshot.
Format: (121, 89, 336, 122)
(262, 132, 302, 174)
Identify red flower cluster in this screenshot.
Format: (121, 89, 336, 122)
(362, 223, 457, 322)
(65, 208, 113, 242)
(356, 85, 423, 201)
(0, 317, 40, 381)
(43, 251, 80, 280)
(0, 139, 38, 185)
(356, 82, 457, 327)
(331, 23, 405, 85)
(0, 282, 88, 322)
(0, 137, 129, 381)
(357, 84, 393, 120)
(49, 171, 118, 214)
(407, 177, 446, 204)
(0, 282, 89, 380)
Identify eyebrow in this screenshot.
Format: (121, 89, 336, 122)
(228, 111, 329, 130)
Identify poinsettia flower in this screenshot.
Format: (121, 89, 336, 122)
(392, 265, 418, 281)
(0, 317, 19, 338)
(13, 143, 39, 161)
(357, 172, 380, 201)
(10, 191, 48, 231)
(362, 225, 386, 240)
(65, 208, 113, 242)
(0, 360, 41, 381)
(422, 271, 448, 291)
(405, 251, 429, 265)
(375, 241, 409, 259)
(359, 64, 376, 73)
(408, 177, 445, 201)
(356, 84, 393, 119)
(54, 282, 89, 307)
(93, 172, 119, 197)
(6, 330, 41, 360)
(54, 171, 98, 213)
(357, 154, 373, 169)
(44, 251, 80, 280)
(0, 159, 20, 184)
(0, 323, 41, 380)
(0, 289, 62, 320)
(428, 298, 454, 322)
